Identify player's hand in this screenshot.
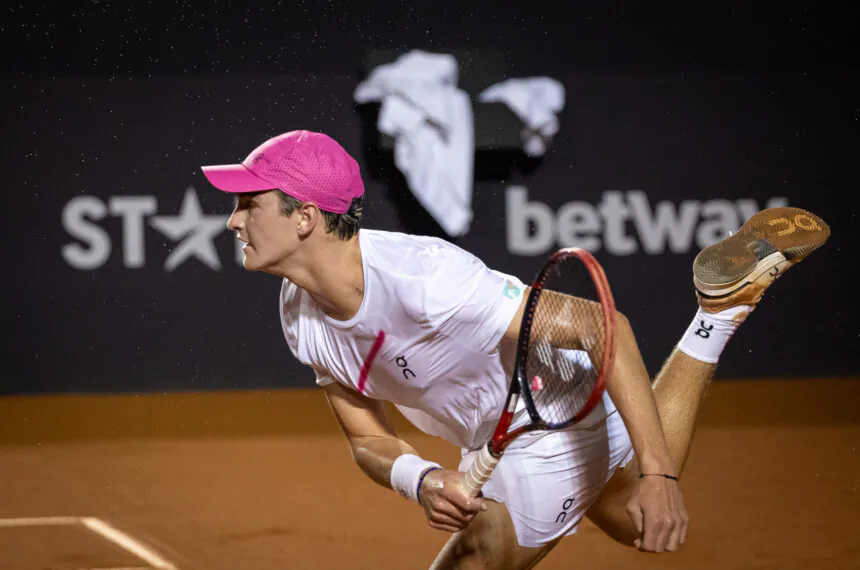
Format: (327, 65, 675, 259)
(626, 474, 688, 553)
(417, 469, 488, 532)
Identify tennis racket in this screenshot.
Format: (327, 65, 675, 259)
(461, 247, 617, 497)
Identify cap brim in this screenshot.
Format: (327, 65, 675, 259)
(200, 164, 277, 193)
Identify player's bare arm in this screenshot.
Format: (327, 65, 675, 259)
(503, 291, 688, 553)
(605, 313, 688, 553)
(323, 380, 413, 486)
(323, 381, 485, 533)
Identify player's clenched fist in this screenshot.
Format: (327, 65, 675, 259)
(417, 469, 488, 532)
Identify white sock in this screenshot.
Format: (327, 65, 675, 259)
(677, 305, 752, 364)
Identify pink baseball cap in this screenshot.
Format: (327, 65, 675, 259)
(201, 130, 364, 215)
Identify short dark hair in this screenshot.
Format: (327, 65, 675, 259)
(277, 192, 362, 241)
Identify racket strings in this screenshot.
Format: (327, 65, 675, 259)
(524, 259, 606, 428)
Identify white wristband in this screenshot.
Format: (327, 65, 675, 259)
(390, 454, 442, 502)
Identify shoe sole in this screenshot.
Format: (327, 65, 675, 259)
(693, 207, 830, 297)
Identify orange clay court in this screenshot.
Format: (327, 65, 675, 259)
(1, 377, 858, 570)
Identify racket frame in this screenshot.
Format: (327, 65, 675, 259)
(486, 247, 617, 458)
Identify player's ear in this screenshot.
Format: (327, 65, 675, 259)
(296, 202, 319, 238)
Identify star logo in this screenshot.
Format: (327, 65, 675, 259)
(150, 186, 230, 271)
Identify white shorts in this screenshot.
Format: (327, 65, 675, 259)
(458, 410, 634, 548)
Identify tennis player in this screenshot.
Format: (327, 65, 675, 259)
(201, 130, 830, 570)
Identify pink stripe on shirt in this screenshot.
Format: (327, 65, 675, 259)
(357, 330, 386, 394)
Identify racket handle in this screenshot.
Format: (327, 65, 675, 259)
(462, 445, 500, 498)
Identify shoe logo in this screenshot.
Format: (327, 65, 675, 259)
(768, 267, 780, 278)
(768, 214, 822, 237)
(794, 214, 822, 231)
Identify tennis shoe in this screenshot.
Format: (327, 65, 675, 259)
(693, 207, 830, 317)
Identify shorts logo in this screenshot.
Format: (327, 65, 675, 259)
(556, 497, 575, 524)
(503, 281, 522, 299)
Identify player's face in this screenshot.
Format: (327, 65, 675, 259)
(227, 190, 298, 273)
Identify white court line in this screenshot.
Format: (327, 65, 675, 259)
(0, 516, 179, 569)
(0, 516, 79, 527)
(81, 517, 178, 570)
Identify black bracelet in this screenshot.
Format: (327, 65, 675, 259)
(639, 473, 679, 481)
(416, 466, 442, 504)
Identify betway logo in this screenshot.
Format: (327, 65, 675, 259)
(506, 186, 789, 256)
(61, 186, 240, 271)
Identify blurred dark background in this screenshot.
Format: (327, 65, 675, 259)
(2, 0, 857, 394)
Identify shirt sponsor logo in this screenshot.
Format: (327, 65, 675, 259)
(503, 281, 522, 299)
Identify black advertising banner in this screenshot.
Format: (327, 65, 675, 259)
(4, 71, 856, 394)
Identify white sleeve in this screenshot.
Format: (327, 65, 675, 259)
(280, 279, 337, 388)
(314, 369, 336, 387)
(423, 244, 527, 354)
(279, 279, 300, 353)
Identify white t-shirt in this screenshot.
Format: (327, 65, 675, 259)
(279, 229, 615, 451)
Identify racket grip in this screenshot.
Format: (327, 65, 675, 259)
(462, 445, 500, 498)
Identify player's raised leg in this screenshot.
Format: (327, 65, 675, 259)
(585, 207, 831, 546)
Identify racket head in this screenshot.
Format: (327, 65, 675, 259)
(464, 248, 616, 493)
(514, 247, 617, 431)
